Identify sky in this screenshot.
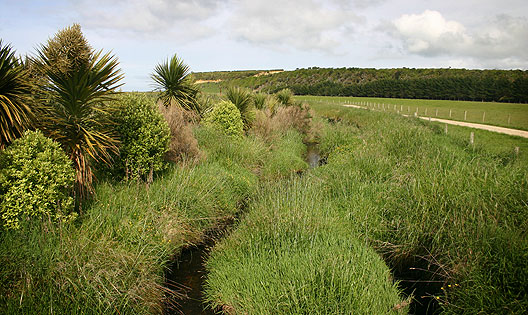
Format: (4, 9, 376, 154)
(1, 0, 527, 91)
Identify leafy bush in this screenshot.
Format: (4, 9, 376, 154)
(0, 130, 75, 229)
(114, 93, 170, 181)
(225, 86, 255, 130)
(202, 100, 244, 138)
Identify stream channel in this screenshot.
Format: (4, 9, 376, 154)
(163, 143, 322, 314)
(163, 143, 441, 314)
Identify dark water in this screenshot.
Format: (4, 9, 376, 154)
(164, 221, 233, 315)
(390, 256, 444, 314)
(164, 243, 215, 315)
(306, 142, 324, 168)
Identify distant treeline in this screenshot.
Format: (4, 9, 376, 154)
(194, 67, 528, 103)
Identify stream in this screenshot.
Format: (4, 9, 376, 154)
(164, 143, 323, 314)
(164, 220, 232, 315)
(163, 142, 440, 314)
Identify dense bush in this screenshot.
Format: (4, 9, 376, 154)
(0, 130, 75, 229)
(114, 93, 170, 181)
(202, 100, 244, 138)
(197, 68, 528, 103)
(225, 86, 255, 130)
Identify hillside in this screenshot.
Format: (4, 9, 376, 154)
(193, 67, 528, 103)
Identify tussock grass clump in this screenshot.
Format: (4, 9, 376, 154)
(259, 130, 308, 179)
(311, 102, 528, 313)
(205, 179, 405, 314)
(251, 106, 312, 142)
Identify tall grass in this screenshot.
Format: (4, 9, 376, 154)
(204, 178, 405, 314)
(0, 127, 265, 314)
(312, 102, 528, 313)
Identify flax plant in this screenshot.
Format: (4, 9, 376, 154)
(0, 40, 33, 149)
(35, 26, 123, 204)
(152, 54, 199, 112)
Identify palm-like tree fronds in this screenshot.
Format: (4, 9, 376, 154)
(226, 86, 255, 130)
(275, 88, 294, 106)
(36, 49, 123, 200)
(151, 54, 199, 112)
(0, 40, 33, 149)
(253, 93, 267, 110)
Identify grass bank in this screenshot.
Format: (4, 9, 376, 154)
(314, 103, 528, 313)
(0, 125, 307, 314)
(204, 100, 527, 314)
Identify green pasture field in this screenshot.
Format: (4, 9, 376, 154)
(305, 96, 528, 164)
(296, 95, 528, 131)
(196, 82, 222, 94)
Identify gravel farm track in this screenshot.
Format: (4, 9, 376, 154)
(343, 104, 528, 139)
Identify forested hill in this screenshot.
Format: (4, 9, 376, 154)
(192, 67, 528, 103)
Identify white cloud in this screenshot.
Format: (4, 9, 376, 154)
(228, 0, 362, 52)
(389, 10, 528, 67)
(392, 10, 470, 55)
(71, 0, 225, 40)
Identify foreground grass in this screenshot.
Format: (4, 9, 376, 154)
(205, 179, 404, 314)
(296, 95, 528, 131)
(0, 126, 309, 314)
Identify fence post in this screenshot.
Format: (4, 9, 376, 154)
(515, 146, 520, 157)
(435, 109, 438, 117)
(449, 109, 452, 118)
(470, 132, 474, 145)
(445, 124, 448, 134)
(464, 111, 467, 121)
(482, 112, 486, 123)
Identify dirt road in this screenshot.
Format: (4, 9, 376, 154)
(343, 104, 528, 139)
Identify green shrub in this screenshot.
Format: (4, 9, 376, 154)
(253, 93, 267, 110)
(275, 88, 294, 106)
(202, 100, 244, 138)
(225, 86, 255, 130)
(114, 93, 170, 181)
(0, 130, 75, 229)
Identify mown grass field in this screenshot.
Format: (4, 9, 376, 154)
(296, 95, 528, 131)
